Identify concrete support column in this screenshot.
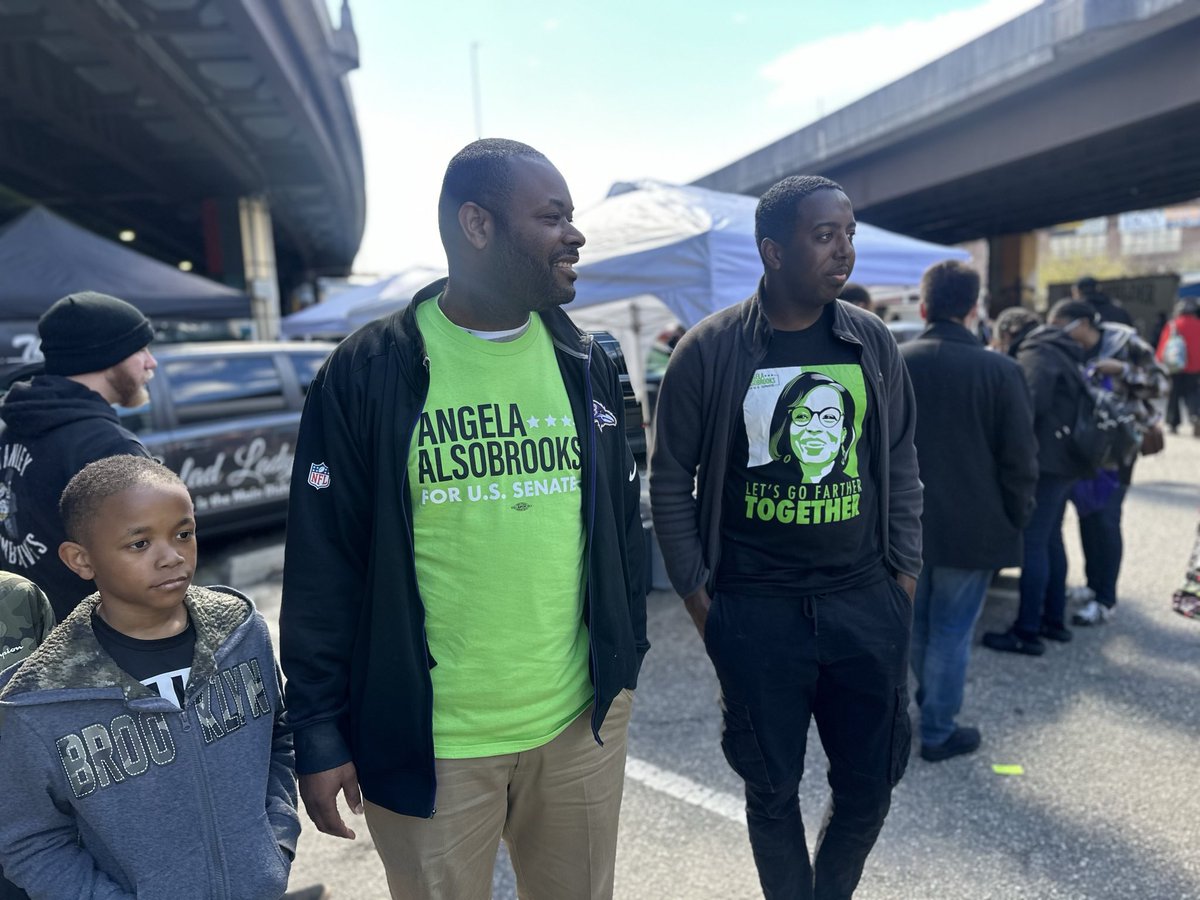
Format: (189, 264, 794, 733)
(238, 196, 281, 340)
(201, 195, 282, 339)
(986, 232, 1039, 316)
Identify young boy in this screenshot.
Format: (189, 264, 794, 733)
(0, 455, 300, 899)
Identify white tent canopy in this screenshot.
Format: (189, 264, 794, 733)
(569, 180, 970, 329)
(565, 294, 678, 409)
(280, 181, 969, 396)
(280, 265, 444, 339)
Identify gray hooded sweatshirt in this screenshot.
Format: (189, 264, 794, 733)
(0, 586, 298, 900)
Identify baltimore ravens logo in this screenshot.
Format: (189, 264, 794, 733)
(592, 400, 617, 431)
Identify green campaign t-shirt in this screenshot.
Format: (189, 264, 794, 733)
(409, 297, 592, 758)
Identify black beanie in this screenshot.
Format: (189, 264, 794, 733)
(38, 292, 154, 376)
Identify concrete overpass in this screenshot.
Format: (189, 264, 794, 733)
(0, 0, 365, 332)
(694, 0, 1200, 303)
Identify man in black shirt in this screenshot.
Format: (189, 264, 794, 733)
(651, 176, 922, 900)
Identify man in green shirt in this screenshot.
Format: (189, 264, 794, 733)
(280, 139, 648, 900)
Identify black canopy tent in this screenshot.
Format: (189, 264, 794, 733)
(0, 207, 252, 369)
(0, 207, 251, 319)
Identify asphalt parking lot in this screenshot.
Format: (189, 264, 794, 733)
(229, 431, 1200, 900)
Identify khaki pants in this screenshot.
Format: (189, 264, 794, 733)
(364, 690, 633, 900)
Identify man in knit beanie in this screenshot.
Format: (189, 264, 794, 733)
(0, 292, 153, 621)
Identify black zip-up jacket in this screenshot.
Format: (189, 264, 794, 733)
(650, 286, 923, 599)
(0, 375, 149, 619)
(279, 279, 648, 818)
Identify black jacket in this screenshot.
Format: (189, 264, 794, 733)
(650, 289, 923, 598)
(901, 322, 1038, 569)
(1014, 325, 1091, 479)
(279, 280, 648, 818)
(0, 376, 148, 619)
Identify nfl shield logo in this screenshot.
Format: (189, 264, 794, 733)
(307, 462, 331, 490)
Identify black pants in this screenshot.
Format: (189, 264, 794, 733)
(1166, 372, 1200, 429)
(704, 577, 912, 900)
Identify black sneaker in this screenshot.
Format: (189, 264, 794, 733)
(921, 726, 982, 762)
(1040, 621, 1073, 642)
(982, 629, 1045, 656)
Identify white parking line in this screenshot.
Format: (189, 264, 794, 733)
(625, 756, 746, 825)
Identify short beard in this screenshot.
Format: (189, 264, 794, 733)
(494, 231, 575, 309)
(108, 369, 149, 408)
(122, 385, 150, 409)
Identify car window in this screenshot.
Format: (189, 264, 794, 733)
(165, 355, 287, 425)
(288, 352, 328, 395)
(117, 400, 152, 434)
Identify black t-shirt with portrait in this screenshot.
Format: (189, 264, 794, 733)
(716, 303, 883, 594)
(92, 612, 195, 708)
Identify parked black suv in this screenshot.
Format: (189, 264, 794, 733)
(1, 332, 644, 537)
(118, 341, 337, 533)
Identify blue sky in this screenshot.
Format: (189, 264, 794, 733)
(336, 0, 1039, 274)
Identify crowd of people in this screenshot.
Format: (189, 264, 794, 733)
(0, 138, 1196, 900)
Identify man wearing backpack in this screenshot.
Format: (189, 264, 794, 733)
(1157, 298, 1200, 437)
(982, 311, 1092, 656)
(1047, 300, 1167, 627)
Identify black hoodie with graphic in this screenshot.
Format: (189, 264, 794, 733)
(0, 375, 149, 619)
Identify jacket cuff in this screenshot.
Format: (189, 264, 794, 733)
(674, 565, 711, 603)
(631, 641, 651, 687)
(269, 810, 301, 859)
(293, 719, 353, 776)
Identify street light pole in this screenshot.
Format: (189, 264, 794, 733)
(470, 41, 483, 139)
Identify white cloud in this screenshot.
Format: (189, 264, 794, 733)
(350, 1, 1044, 274)
(760, 0, 1042, 123)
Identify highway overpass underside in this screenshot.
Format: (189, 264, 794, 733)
(842, 21, 1200, 247)
(0, 0, 364, 326)
(696, 1, 1200, 305)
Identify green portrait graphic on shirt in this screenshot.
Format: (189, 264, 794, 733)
(767, 368, 862, 483)
(738, 364, 868, 526)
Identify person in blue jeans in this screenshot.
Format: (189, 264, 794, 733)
(1048, 300, 1168, 626)
(1074, 478, 1126, 617)
(984, 314, 1092, 655)
(901, 261, 1037, 759)
(1011, 474, 1075, 643)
